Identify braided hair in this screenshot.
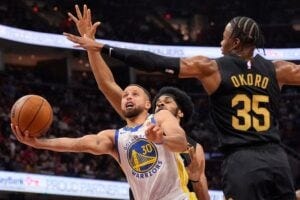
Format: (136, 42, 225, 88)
(229, 16, 265, 49)
(152, 87, 194, 125)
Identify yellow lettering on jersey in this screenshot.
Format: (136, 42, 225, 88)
(247, 74, 253, 85)
(261, 77, 269, 89)
(231, 73, 269, 89)
(231, 76, 240, 87)
(238, 74, 248, 86)
(254, 74, 262, 87)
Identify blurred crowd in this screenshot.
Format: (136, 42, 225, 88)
(0, 67, 300, 190)
(0, 0, 299, 47)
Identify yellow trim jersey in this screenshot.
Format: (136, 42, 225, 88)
(115, 114, 193, 200)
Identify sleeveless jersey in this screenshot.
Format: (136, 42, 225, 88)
(115, 114, 191, 200)
(211, 54, 281, 151)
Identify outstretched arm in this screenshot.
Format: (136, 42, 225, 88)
(11, 124, 116, 157)
(274, 60, 300, 88)
(101, 45, 218, 80)
(151, 110, 187, 152)
(65, 5, 124, 118)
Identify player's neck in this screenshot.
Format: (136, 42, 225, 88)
(232, 46, 254, 61)
(126, 112, 149, 128)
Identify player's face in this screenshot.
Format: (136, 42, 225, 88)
(121, 86, 150, 118)
(154, 95, 182, 119)
(220, 23, 236, 55)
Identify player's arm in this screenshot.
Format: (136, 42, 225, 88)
(187, 144, 210, 200)
(274, 60, 300, 88)
(101, 45, 218, 79)
(65, 35, 124, 118)
(64, 5, 124, 118)
(11, 124, 115, 156)
(86, 50, 124, 118)
(151, 110, 187, 152)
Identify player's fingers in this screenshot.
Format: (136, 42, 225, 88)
(63, 33, 80, 43)
(188, 146, 195, 158)
(75, 4, 83, 19)
(68, 12, 78, 23)
(87, 9, 92, 23)
(152, 126, 161, 133)
(92, 22, 101, 30)
(63, 32, 75, 37)
(91, 22, 101, 37)
(83, 4, 87, 19)
(146, 123, 155, 131)
(13, 125, 23, 140)
(73, 44, 83, 48)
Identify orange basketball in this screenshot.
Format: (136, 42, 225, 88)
(10, 95, 53, 137)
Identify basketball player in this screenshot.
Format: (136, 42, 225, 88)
(65, 13, 299, 199)
(11, 84, 191, 200)
(66, 5, 209, 200)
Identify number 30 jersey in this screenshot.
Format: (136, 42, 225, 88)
(115, 114, 191, 200)
(212, 54, 281, 150)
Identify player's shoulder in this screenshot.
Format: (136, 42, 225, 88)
(97, 129, 117, 138)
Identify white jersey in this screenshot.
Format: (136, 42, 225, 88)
(115, 115, 190, 200)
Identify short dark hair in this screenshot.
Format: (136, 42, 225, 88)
(229, 16, 264, 48)
(127, 84, 151, 100)
(152, 86, 194, 125)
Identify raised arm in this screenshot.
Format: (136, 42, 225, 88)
(87, 50, 124, 118)
(100, 45, 220, 94)
(151, 110, 187, 152)
(11, 124, 116, 158)
(274, 60, 300, 88)
(101, 45, 219, 79)
(65, 5, 124, 118)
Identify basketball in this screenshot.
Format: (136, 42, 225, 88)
(10, 95, 53, 137)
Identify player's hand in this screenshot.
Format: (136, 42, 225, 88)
(11, 124, 38, 147)
(185, 145, 200, 181)
(63, 33, 102, 51)
(68, 4, 99, 39)
(145, 123, 164, 144)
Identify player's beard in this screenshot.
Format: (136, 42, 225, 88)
(123, 106, 143, 118)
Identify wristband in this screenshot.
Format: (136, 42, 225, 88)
(102, 45, 113, 57)
(101, 45, 180, 76)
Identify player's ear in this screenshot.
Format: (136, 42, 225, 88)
(145, 100, 151, 110)
(233, 38, 241, 47)
(177, 109, 184, 118)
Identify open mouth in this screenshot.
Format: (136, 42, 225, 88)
(126, 102, 134, 109)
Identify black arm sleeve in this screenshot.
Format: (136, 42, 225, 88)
(102, 45, 180, 76)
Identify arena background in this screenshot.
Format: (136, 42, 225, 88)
(0, 0, 299, 199)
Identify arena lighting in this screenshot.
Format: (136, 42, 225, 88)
(0, 24, 299, 60)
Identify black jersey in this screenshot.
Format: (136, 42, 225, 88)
(211, 54, 281, 151)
